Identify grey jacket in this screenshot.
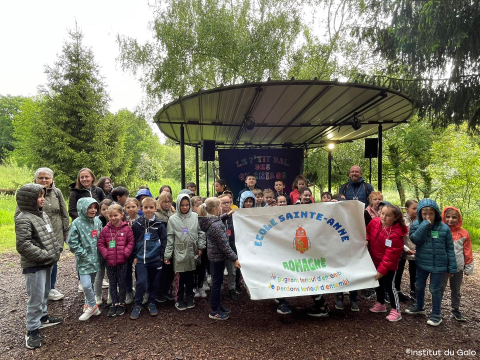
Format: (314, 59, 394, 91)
(15, 184, 62, 269)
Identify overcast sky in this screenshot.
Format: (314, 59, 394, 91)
(0, 0, 153, 114)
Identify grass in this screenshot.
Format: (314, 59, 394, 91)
(0, 195, 17, 253)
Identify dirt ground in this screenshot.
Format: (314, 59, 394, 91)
(0, 252, 479, 360)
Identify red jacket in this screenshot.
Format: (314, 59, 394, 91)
(366, 217, 407, 276)
(97, 221, 135, 266)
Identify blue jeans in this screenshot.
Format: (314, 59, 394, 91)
(415, 266, 445, 320)
(80, 273, 97, 307)
(50, 262, 57, 289)
(335, 290, 358, 302)
(135, 261, 163, 306)
(25, 267, 52, 331)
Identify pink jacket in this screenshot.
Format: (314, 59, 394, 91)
(97, 222, 135, 266)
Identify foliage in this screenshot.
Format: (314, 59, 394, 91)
(0, 95, 26, 163)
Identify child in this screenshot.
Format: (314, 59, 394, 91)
(237, 173, 261, 205)
(135, 188, 153, 216)
(214, 179, 230, 197)
(252, 188, 265, 207)
(16, 184, 63, 349)
(277, 195, 288, 206)
(198, 197, 241, 320)
(165, 194, 206, 310)
(186, 182, 197, 195)
(366, 191, 384, 219)
(289, 175, 307, 204)
(130, 197, 167, 319)
(67, 197, 103, 321)
(191, 196, 204, 213)
(440, 206, 474, 321)
(111, 186, 129, 208)
(274, 180, 291, 205)
(124, 197, 140, 304)
(321, 192, 332, 202)
(299, 188, 313, 204)
(99, 199, 113, 227)
(405, 199, 457, 326)
(239, 191, 256, 209)
(394, 200, 418, 302)
(97, 204, 135, 317)
(263, 188, 276, 206)
(222, 190, 239, 210)
(367, 204, 407, 322)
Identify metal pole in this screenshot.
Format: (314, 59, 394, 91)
(180, 125, 186, 189)
(378, 124, 383, 191)
(206, 161, 210, 197)
(328, 149, 332, 193)
(369, 157, 372, 184)
(195, 146, 200, 196)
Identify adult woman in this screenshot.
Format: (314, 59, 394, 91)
(33, 168, 69, 300)
(97, 176, 114, 200)
(68, 168, 105, 220)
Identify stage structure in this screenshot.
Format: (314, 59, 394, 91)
(154, 80, 414, 195)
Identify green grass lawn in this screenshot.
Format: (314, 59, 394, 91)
(0, 195, 17, 253)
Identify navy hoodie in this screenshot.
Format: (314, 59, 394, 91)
(132, 215, 167, 264)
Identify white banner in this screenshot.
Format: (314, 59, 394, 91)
(233, 201, 378, 300)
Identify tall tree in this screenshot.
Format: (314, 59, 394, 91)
(0, 95, 25, 163)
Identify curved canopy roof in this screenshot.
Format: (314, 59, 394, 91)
(154, 80, 414, 149)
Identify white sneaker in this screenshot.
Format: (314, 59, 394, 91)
(48, 289, 65, 301)
(198, 288, 207, 298)
(194, 288, 201, 298)
(79, 305, 100, 321)
(125, 292, 133, 305)
(102, 279, 109, 289)
(95, 295, 103, 305)
(107, 291, 112, 305)
(142, 293, 149, 305)
(203, 283, 210, 291)
(78, 282, 83, 293)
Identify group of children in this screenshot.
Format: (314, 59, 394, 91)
(15, 168, 474, 350)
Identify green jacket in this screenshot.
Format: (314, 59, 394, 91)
(15, 183, 62, 269)
(165, 194, 205, 272)
(67, 197, 103, 275)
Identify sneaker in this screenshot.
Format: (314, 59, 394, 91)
(83, 304, 88, 313)
(452, 309, 466, 322)
(164, 291, 175, 301)
(410, 290, 416, 299)
(25, 329, 42, 349)
(350, 301, 359, 312)
(362, 288, 375, 299)
(107, 291, 112, 305)
(194, 288, 201, 298)
(187, 297, 195, 309)
(95, 295, 103, 306)
(148, 303, 158, 316)
(116, 305, 126, 316)
(102, 279, 109, 289)
(48, 289, 64, 301)
(78, 282, 83, 293)
(398, 291, 410, 303)
(228, 289, 238, 301)
(307, 305, 329, 318)
(198, 288, 207, 298)
(369, 302, 387, 313)
(405, 305, 426, 315)
(427, 317, 442, 326)
(219, 304, 231, 314)
(39, 315, 63, 329)
(175, 300, 187, 311)
(209, 310, 229, 320)
(130, 305, 142, 320)
(125, 292, 134, 305)
(386, 309, 402, 322)
(79, 305, 100, 321)
(203, 283, 211, 291)
(235, 285, 243, 295)
(384, 293, 390, 304)
(156, 295, 167, 303)
(335, 299, 344, 310)
(107, 305, 117, 317)
(277, 302, 292, 315)
(142, 293, 149, 305)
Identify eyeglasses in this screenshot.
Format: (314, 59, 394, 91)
(221, 202, 231, 206)
(37, 177, 51, 180)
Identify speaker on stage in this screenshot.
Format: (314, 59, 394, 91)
(364, 138, 378, 158)
(201, 140, 216, 161)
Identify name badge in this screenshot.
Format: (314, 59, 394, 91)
(385, 239, 392, 247)
(109, 241, 116, 248)
(182, 227, 189, 234)
(227, 229, 232, 236)
(46, 224, 53, 233)
(144, 233, 151, 240)
(91, 230, 98, 238)
(431, 231, 439, 238)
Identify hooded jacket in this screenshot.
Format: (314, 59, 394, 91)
(366, 217, 407, 275)
(97, 221, 135, 266)
(237, 184, 261, 205)
(165, 194, 206, 272)
(67, 197, 103, 275)
(409, 199, 457, 274)
(339, 177, 374, 205)
(441, 207, 474, 275)
(68, 182, 105, 220)
(131, 214, 167, 264)
(15, 183, 62, 269)
(239, 191, 257, 209)
(198, 216, 237, 263)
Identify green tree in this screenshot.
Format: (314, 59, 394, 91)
(0, 95, 26, 163)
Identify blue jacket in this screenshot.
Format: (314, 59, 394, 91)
(409, 198, 456, 274)
(239, 190, 257, 209)
(339, 177, 373, 205)
(132, 215, 167, 264)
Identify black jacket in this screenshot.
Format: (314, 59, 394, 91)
(68, 183, 105, 220)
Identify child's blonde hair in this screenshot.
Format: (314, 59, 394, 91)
(125, 197, 140, 208)
(156, 192, 174, 210)
(196, 197, 220, 216)
(142, 197, 156, 207)
(252, 188, 263, 197)
(107, 203, 123, 216)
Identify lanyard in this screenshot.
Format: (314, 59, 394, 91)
(109, 227, 122, 242)
(382, 225, 392, 239)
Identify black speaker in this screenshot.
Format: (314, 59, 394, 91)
(201, 140, 216, 161)
(364, 138, 378, 158)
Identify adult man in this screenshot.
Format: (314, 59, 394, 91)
(339, 165, 374, 206)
